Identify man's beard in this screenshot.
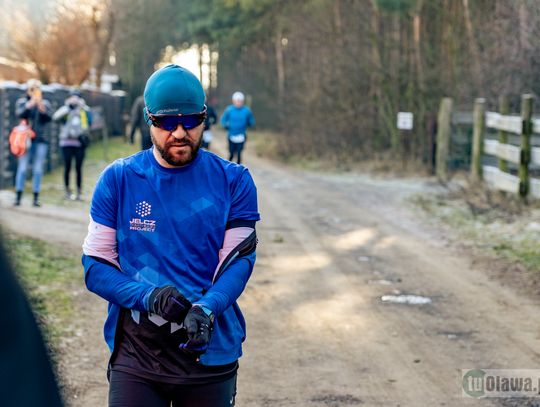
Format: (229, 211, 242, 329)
(151, 131, 202, 167)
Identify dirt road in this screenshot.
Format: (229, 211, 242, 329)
(2, 133, 540, 406)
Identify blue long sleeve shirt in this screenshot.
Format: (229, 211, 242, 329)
(82, 148, 260, 365)
(220, 105, 254, 137)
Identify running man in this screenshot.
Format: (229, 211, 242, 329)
(82, 64, 260, 406)
(220, 92, 255, 164)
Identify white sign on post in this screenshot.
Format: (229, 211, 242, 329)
(397, 112, 414, 130)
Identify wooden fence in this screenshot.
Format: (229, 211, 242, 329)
(436, 94, 540, 199)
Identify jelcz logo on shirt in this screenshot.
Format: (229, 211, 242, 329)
(129, 218, 156, 232)
(130, 201, 156, 232)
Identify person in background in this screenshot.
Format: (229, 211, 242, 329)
(53, 90, 92, 201)
(82, 64, 259, 406)
(220, 92, 254, 164)
(129, 95, 153, 150)
(0, 229, 63, 406)
(201, 100, 217, 150)
(14, 79, 53, 207)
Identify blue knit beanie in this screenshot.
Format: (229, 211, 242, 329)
(143, 64, 205, 123)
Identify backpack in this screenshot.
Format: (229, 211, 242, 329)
(64, 109, 84, 139)
(9, 120, 35, 157)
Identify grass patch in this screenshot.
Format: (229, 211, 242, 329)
(249, 130, 430, 175)
(5, 235, 82, 342)
(250, 130, 280, 159)
(410, 187, 540, 272)
(8, 136, 138, 337)
(494, 241, 540, 271)
(249, 131, 357, 172)
(5, 136, 137, 338)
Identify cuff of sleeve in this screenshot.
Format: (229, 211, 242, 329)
(193, 304, 214, 317)
(142, 286, 157, 311)
(90, 213, 117, 229)
(195, 291, 229, 317)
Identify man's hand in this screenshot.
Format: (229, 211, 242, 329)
(147, 285, 192, 323)
(180, 305, 214, 358)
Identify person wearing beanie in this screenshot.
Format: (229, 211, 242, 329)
(220, 91, 255, 164)
(82, 64, 259, 406)
(14, 79, 53, 207)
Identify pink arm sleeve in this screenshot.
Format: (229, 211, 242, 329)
(212, 227, 254, 282)
(82, 218, 120, 269)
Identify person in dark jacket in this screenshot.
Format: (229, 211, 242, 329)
(129, 95, 152, 150)
(202, 102, 217, 150)
(14, 79, 52, 207)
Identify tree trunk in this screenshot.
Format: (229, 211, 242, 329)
(275, 29, 285, 105)
(333, 0, 344, 48)
(198, 44, 204, 86)
(412, 5, 425, 94)
(369, 1, 383, 150)
(92, 4, 115, 89)
(519, 0, 530, 53)
(36, 65, 50, 84)
(462, 0, 483, 92)
(441, 0, 452, 89)
(412, 0, 426, 160)
(389, 13, 401, 154)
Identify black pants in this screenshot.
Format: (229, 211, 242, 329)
(108, 370, 237, 407)
(228, 142, 245, 164)
(61, 146, 85, 190)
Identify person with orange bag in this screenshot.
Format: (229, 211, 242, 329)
(13, 79, 52, 207)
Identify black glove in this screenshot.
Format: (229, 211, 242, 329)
(180, 306, 214, 358)
(148, 285, 192, 323)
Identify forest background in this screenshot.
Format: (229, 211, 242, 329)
(1, 0, 539, 167)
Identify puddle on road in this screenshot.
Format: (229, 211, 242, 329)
(380, 294, 432, 305)
(368, 279, 394, 285)
(437, 330, 474, 340)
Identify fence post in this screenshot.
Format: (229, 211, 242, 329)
(436, 97, 453, 181)
(470, 98, 485, 183)
(498, 95, 509, 173)
(519, 94, 533, 198)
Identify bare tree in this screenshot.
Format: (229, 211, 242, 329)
(88, 0, 115, 88)
(2, 0, 114, 86)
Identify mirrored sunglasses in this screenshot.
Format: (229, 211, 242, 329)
(147, 107, 207, 131)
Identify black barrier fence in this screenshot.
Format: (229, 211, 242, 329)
(0, 82, 126, 189)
